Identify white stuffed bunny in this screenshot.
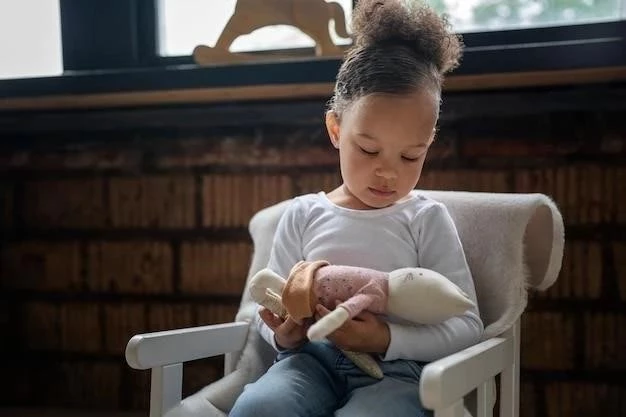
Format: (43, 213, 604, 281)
(250, 260, 475, 342)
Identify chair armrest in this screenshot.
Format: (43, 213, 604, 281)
(419, 336, 514, 410)
(126, 321, 249, 370)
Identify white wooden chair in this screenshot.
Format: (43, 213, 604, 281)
(125, 191, 564, 417)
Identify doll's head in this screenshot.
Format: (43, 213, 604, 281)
(325, 0, 463, 209)
(386, 267, 475, 324)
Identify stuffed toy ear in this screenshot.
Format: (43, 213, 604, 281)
(387, 267, 475, 324)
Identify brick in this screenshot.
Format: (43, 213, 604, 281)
(58, 149, 142, 171)
(616, 167, 626, 223)
(514, 166, 611, 225)
(419, 170, 510, 192)
(103, 304, 146, 355)
(600, 133, 626, 154)
(181, 242, 252, 295)
(473, 170, 510, 192)
(1, 365, 29, 405)
(154, 137, 338, 169)
(426, 135, 456, 160)
(183, 359, 223, 399)
(520, 382, 537, 417)
(60, 303, 101, 353)
(521, 312, 575, 370)
(604, 167, 618, 223)
(460, 138, 577, 159)
(545, 382, 626, 417)
(0, 148, 141, 171)
(109, 176, 195, 228)
(153, 138, 254, 169)
(86, 241, 173, 294)
(202, 174, 293, 227)
(577, 165, 604, 224)
(58, 360, 122, 408)
(7, 362, 51, 406)
(21, 302, 60, 350)
(281, 146, 338, 167)
(514, 167, 557, 197)
(565, 166, 582, 225)
(125, 367, 150, 410)
(295, 171, 341, 195)
(23, 179, 106, 228)
(0, 303, 9, 349)
(196, 303, 239, 325)
(604, 111, 626, 132)
(614, 242, 626, 301)
(1, 242, 82, 291)
(584, 312, 626, 370)
(147, 304, 194, 332)
(0, 182, 13, 229)
(542, 241, 602, 299)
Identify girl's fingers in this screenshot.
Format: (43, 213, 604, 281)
(315, 304, 330, 320)
(259, 308, 283, 330)
(280, 318, 298, 332)
(354, 310, 375, 322)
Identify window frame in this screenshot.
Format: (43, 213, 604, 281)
(1, 0, 625, 99)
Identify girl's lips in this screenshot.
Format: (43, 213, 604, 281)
(368, 187, 395, 197)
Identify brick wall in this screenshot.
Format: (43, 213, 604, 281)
(0, 95, 625, 416)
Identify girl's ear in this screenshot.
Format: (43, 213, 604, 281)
(431, 126, 438, 143)
(325, 111, 341, 149)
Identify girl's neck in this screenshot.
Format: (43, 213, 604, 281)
(326, 185, 371, 210)
(326, 184, 413, 211)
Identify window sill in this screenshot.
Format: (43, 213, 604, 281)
(0, 65, 625, 112)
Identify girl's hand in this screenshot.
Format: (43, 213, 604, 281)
(259, 307, 308, 350)
(315, 303, 390, 354)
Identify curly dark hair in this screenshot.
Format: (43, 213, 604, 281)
(329, 0, 463, 116)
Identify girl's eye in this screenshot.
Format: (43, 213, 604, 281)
(402, 156, 419, 162)
(359, 147, 378, 156)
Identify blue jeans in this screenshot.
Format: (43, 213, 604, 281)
(229, 340, 432, 417)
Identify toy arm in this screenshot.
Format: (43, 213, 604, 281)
(307, 293, 375, 341)
(249, 268, 287, 307)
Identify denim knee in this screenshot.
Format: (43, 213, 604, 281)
(229, 352, 339, 417)
(229, 382, 296, 417)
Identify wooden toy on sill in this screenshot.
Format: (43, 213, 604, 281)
(193, 0, 351, 65)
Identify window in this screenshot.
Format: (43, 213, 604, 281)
(157, 0, 625, 58)
(158, 0, 352, 57)
(0, 0, 624, 99)
(0, 0, 63, 80)
(432, 0, 624, 32)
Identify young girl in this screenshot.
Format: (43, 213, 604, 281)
(230, 1, 483, 416)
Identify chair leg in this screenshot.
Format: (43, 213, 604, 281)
(150, 363, 183, 417)
(499, 320, 520, 417)
(435, 400, 464, 417)
(476, 381, 493, 417)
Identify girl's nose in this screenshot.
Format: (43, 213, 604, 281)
(375, 165, 397, 180)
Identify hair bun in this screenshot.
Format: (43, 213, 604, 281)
(351, 0, 463, 74)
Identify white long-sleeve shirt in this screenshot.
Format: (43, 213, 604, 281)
(255, 191, 484, 362)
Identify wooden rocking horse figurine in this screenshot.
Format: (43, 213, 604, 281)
(193, 0, 351, 65)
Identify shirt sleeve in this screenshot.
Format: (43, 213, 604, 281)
(383, 202, 484, 362)
(255, 198, 306, 351)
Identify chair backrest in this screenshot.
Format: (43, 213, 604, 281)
(226, 191, 564, 373)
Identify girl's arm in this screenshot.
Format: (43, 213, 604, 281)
(254, 198, 307, 351)
(383, 202, 484, 362)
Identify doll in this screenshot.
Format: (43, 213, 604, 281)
(251, 260, 475, 347)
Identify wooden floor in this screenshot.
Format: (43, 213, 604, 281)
(0, 408, 144, 417)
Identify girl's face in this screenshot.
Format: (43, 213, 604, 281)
(326, 90, 439, 210)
